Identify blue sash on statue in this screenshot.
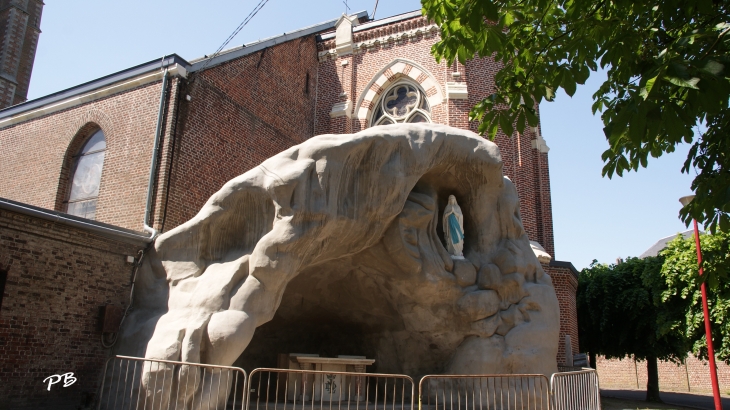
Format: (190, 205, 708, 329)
(447, 213, 464, 244)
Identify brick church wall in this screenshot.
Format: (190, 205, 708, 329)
(533, 149, 555, 258)
(314, 14, 573, 357)
(0, 207, 146, 409)
(0, 12, 581, 396)
(314, 14, 557, 258)
(312, 14, 574, 362)
(0, 80, 173, 232)
(464, 55, 554, 255)
(162, 37, 319, 231)
(544, 264, 579, 365)
(315, 16, 448, 135)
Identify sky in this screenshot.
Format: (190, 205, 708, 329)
(30, 1, 696, 270)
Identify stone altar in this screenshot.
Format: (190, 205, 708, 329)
(290, 355, 374, 402)
(114, 123, 560, 409)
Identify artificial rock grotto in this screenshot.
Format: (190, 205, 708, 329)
(113, 124, 559, 405)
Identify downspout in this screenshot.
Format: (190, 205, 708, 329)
(143, 67, 169, 239)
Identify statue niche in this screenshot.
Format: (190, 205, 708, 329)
(443, 195, 465, 258)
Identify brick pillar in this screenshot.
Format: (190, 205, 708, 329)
(532, 126, 555, 257)
(328, 54, 353, 134)
(0, 0, 43, 108)
(447, 60, 470, 128)
(545, 262, 579, 366)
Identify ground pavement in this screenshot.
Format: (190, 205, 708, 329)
(602, 389, 730, 410)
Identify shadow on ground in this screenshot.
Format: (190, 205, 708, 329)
(602, 397, 697, 410)
(602, 389, 730, 410)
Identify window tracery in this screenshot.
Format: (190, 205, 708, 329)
(371, 81, 431, 126)
(66, 129, 106, 220)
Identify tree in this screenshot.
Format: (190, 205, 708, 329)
(659, 231, 730, 364)
(421, 0, 730, 232)
(577, 257, 689, 402)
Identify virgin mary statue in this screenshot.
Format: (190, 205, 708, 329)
(443, 195, 465, 258)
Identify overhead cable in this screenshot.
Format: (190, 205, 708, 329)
(198, 0, 273, 72)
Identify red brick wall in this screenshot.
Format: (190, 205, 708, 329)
(0, 80, 178, 232)
(162, 38, 319, 231)
(0, 15, 578, 397)
(0, 208, 145, 409)
(316, 16, 449, 135)
(464, 54, 555, 255)
(545, 264, 579, 365)
(148, 77, 182, 233)
(0, 13, 563, 267)
(314, 16, 571, 362)
(534, 148, 555, 258)
(314, 15, 557, 257)
(597, 355, 730, 395)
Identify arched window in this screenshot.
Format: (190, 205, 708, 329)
(371, 81, 431, 126)
(66, 129, 106, 219)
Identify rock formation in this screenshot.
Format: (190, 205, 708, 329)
(114, 123, 559, 408)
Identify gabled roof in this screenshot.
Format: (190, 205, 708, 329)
(189, 10, 369, 72)
(639, 229, 696, 258)
(0, 10, 371, 123)
(0, 197, 152, 245)
(0, 55, 190, 121)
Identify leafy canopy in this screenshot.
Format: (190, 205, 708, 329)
(660, 231, 730, 363)
(577, 257, 688, 363)
(421, 0, 730, 232)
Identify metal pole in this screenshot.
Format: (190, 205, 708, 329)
(691, 218, 723, 410)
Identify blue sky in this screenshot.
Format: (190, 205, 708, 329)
(31, 1, 696, 269)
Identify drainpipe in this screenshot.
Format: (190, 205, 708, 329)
(143, 66, 169, 239)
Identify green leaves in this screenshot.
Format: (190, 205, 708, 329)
(562, 71, 577, 96)
(579, 230, 730, 368)
(665, 75, 700, 90)
(422, 0, 730, 232)
(660, 231, 730, 363)
(577, 257, 689, 363)
(641, 75, 658, 100)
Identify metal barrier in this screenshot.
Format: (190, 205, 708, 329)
(550, 368, 601, 410)
(97, 355, 247, 410)
(555, 366, 583, 373)
(95, 358, 598, 410)
(247, 368, 415, 410)
(418, 375, 552, 410)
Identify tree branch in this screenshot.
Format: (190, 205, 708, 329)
(702, 26, 730, 59)
(520, 0, 608, 94)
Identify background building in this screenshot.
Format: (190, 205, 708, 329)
(0, 10, 579, 408)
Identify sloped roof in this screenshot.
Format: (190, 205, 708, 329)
(0, 55, 189, 121)
(189, 10, 369, 71)
(0, 10, 371, 121)
(639, 229, 696, 258)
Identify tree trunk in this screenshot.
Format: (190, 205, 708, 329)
(646, 354, 662, 402)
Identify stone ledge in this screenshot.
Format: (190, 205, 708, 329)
(330, 100, 352, 118)
(318, 25, 439, 62)
(446, 82, 468, 100)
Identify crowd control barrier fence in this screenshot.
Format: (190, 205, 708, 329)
(97, 355, 247, 410)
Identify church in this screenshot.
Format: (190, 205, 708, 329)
(0, 8, 579, 409)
